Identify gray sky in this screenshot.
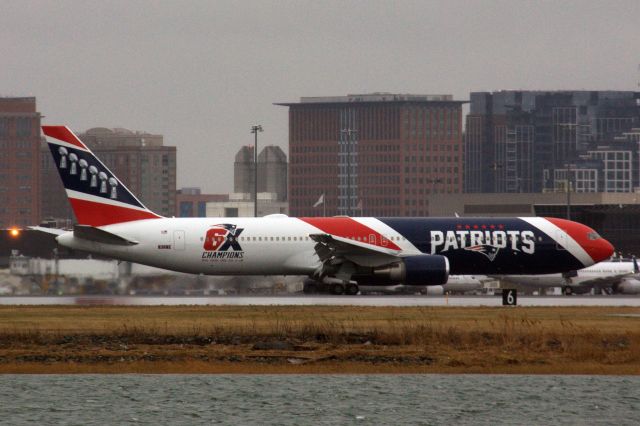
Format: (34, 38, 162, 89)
(1, 0, 638, 193)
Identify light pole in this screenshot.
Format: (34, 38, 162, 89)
(490, 162, 503, 192)
(250, 125, 263, 217)
(340, 128, 358, 216)
(565, 162, 574, 220)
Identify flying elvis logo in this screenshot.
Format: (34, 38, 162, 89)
(430, 229, 536, 261)
(202, 224, 244, 260)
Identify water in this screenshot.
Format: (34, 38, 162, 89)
(1, 375, 639, 425)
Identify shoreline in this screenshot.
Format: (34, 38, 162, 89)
(3, 363, 639, 375)
(1, 305, 639, 374)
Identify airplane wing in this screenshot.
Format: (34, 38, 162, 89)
(309, 233, 402, 268)
(29, 225, 138, 246)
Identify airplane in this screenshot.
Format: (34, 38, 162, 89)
(496, 258, 640, 295)
(35, 126, 614, 295)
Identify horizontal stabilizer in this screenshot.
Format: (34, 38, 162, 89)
(73, 225, 138, 246)
(28, 226, 67, 236)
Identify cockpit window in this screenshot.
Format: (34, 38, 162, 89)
(587, 232, 600, 240)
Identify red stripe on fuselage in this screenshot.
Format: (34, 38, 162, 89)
(545, 217, 613, 264)
(69, 197, 160, 227)
(42, 126, 88, 150)
(300, 217, 401, 250)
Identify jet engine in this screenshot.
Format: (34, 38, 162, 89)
(615, 278, 640, 294)
(373, 254, 449, 286)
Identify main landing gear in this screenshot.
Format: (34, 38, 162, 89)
(303, 278, 359, 295)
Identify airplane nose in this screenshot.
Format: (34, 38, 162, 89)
(587, 237, 614, 264)
(544, 217, 614, 266)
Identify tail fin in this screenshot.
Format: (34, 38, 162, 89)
(633, 256, 639, 274)
(42, 126, 162, 227)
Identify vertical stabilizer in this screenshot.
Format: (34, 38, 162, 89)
(42, 125, 162, 226)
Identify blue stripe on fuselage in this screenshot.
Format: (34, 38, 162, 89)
(378, 217, 583, 274)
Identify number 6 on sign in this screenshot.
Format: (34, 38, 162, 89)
(502, 289, 517, 306)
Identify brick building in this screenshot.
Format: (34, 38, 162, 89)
(0, 97, 41, 228)
(277, 93, 465, 217)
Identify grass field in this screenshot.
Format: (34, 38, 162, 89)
(0, 305, 639, 374)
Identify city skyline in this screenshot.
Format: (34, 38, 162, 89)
(1, 0, 639, 193)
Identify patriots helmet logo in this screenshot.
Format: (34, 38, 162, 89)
(465, 244, 500, 261)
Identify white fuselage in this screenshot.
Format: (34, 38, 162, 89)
(499, 261, 635, 288)
(57, 217, 327, 275)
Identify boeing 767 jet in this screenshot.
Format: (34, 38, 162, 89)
(36, 126, 614, 295)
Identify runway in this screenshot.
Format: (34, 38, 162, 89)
(1, 295, 639, 307)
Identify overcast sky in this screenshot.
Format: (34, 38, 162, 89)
(1, 0, 638, 193)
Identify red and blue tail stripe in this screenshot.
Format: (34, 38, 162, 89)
(43, 126, 161, 227)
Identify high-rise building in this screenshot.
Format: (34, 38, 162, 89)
(277, 93, 465, 217)
(234, 145, 288, 202)
(211, 146, 288, 217)
(0, 97, 41, 228)
(258, 146, 287, 201)
(234, 146, 254, 196)
(41, 127, 176, 220)
(465, 91, 640, 193)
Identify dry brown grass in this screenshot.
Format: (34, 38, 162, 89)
(0, 305, 639, 374)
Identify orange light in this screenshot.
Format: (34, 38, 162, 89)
(9, 228, 20, 238)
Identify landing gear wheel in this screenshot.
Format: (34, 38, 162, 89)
(331, 283, 345, 295)
(562, 286, 573, 296)
(303, 281, 317, 294)
(345, 283, 359, 295)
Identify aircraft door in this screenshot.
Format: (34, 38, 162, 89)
(174, 230, 185, 250)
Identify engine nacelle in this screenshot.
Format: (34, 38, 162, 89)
(616, 278, 640, 295)
(373, 254, 449, 286)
